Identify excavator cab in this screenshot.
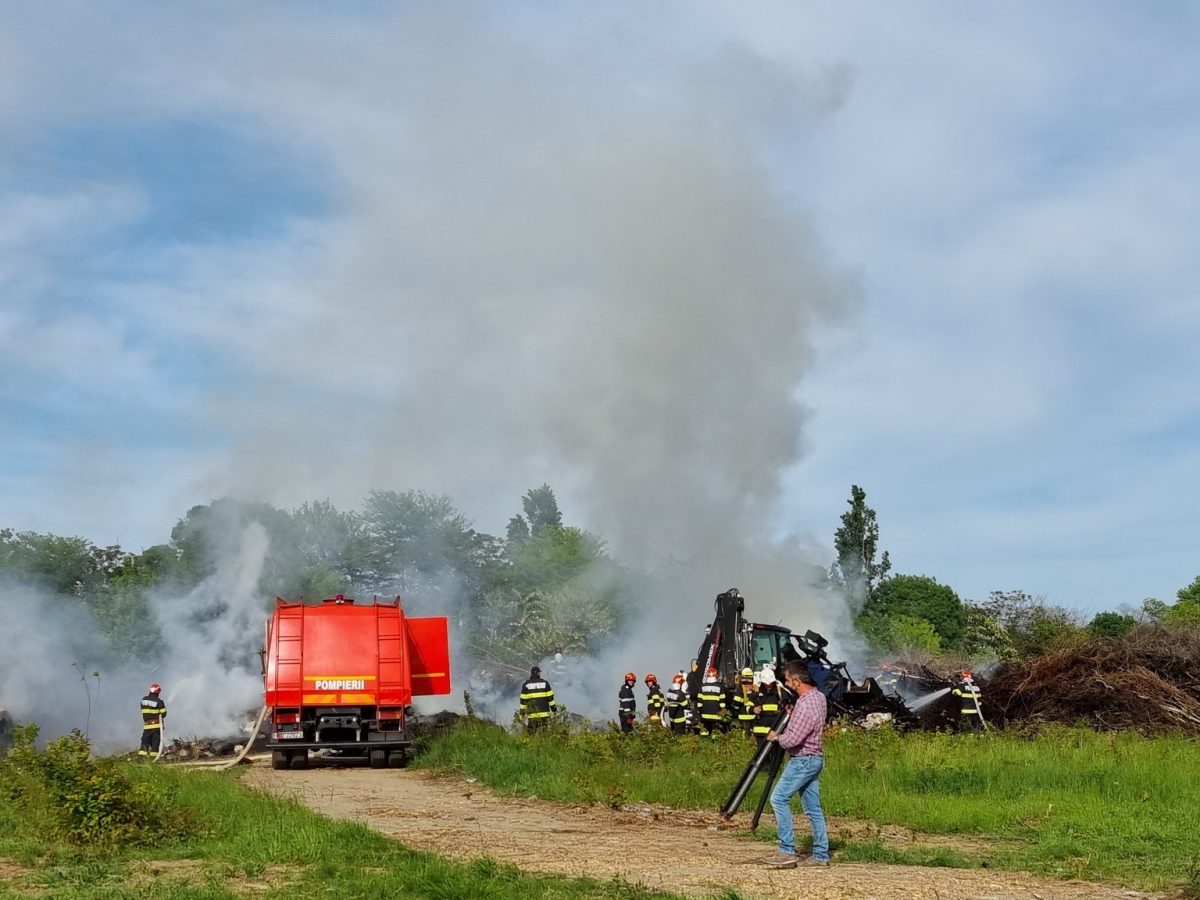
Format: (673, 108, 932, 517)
(748, 626, 793, 673)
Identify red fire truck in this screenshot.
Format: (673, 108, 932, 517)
(263, 595, 451, 770)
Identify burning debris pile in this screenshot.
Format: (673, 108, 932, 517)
(984, 626, 1200, 734)
(147, 710, 464, 764)
(160, 733, 264, 761)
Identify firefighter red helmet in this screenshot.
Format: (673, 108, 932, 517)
(644, 673, 656, 683)
(149, 682, 161, 693)
(624, 672, 636, 681)
(706, 667, 718, 678)
(672, 673, 684, 684)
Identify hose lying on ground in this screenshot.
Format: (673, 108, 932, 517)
(216, 705, 271, 770)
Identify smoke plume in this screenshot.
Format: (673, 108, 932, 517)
(2, 7, 863, 736)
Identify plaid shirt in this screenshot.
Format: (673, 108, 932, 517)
(777, 687, 825, 756)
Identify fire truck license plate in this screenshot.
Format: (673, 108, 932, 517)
(277, 732, 304, 740)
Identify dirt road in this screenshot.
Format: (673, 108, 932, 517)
(244, 763, 1158, 900)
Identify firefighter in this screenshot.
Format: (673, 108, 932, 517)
(752, 668, 783, 744)
(953, 671, 985, 732)
(549, 646, 568, 682)
(618, 672, 637, 732)
(518, 665, 557, 732)
(695, 667, 726, 736)
(730, 668, 758, 734)
(644, 673, 665, 724)
(138, 682, 167, 758)
(664, 672, 689, 734)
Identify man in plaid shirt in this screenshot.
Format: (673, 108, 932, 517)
(763, 660, 830, 868)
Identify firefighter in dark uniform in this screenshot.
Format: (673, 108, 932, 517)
(138, 682, 167, 758)
(644, 673, 665, 724)
(518, 665, 557, 732)
(751, 668, 782, 745)
(696, 667, 726, 736)
(730, 667, 758, 735)
(953, 671, 985, 732)
(618, 672, 637, 732)
(664, 672, 689, 734)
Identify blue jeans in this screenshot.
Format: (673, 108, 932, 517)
(770, 754, 828, 860)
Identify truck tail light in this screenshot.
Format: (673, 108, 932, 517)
(275, 709, 301, 725)
(377, 707, 404, 720)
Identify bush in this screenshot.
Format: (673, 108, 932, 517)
(0, 727, 200, 849)
(858, 612, 942, 653)
(1088, 611, 1137, 639)
(863, 575, 966, 647)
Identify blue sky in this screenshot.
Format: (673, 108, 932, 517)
(1, 3, 1197, 616)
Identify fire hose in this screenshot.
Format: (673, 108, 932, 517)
(215, 705, 271, 770)
(154, 714, 166, 761)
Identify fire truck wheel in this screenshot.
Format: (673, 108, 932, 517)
(288, 750, 308, 770)
(271, 751, 289, 770)
(369, 748, 387, 768)
(387, 750, 408, 768)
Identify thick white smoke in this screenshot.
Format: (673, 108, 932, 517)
(3, 8, 865, 736)
(0, 522, 269, 752)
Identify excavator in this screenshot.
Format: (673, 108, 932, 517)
(686, 588, 917, 729)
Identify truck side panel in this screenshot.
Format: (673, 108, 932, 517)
(405, 616, 451, 696)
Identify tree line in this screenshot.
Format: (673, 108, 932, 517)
(0, 485, 635, 672)
(3, 482, 1198, 673)
(828, 484, 1200, 660)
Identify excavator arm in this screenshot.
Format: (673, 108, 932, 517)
(686, 588, 747, 697)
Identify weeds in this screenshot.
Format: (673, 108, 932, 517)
(0, 752, 683, 899)
(417, 719, 1200, 890)
(0, 726, 201, 850)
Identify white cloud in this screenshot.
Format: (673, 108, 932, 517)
(1, 2, 1198, 616)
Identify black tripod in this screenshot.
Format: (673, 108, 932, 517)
(719, 689, 795, 830)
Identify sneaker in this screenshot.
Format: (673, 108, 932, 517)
(799, 857, 831, 867)
(763, 851, 797, 869)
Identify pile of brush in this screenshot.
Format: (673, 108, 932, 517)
(984, 625, 1200, 734)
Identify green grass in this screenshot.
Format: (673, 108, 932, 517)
(415, 718, 1200, 891)
(0, 760, 680, 899)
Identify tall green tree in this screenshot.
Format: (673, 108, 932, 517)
(829, 485, 891, 607)
(859, 574, 966, 647)
(358, 490, 502, 601)
(168, 498, 329, 600)
(1162, 576, 1200, 627)
(505, 525, 609, 595)
(521, 484, 563, 537)
(92, 555, 162, 663)
(1175, 575, 1200, 607)
(505, 515, 531, 545)
(959, 605, 1017, 660)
